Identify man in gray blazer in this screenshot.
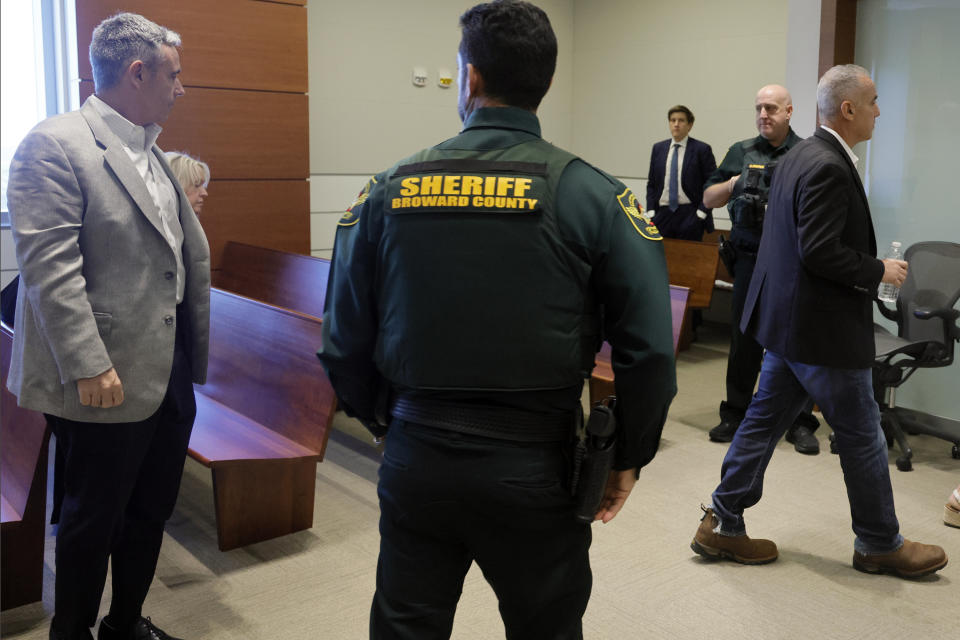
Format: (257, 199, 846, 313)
(6, 13, 209, 640)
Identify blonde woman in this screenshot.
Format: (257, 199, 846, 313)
(165, 151, 210, 215)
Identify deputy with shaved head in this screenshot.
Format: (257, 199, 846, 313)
(702, 84, 821, 455)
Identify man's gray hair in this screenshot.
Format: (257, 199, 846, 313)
(817, 64, 871, 122)
(90, 13, 181, 92)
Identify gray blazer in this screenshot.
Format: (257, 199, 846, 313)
(6, 97, 210, 423)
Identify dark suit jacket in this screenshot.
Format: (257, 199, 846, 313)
(646, 136, 716, 232)
(741, 128, 885, 369)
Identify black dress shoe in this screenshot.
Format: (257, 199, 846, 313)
(132, 618, 182, 640)
(709, 420, 739, 442)
(50, 628, 94, 640)
(98, 617, 183, 640)
(786, 425, 820, 455)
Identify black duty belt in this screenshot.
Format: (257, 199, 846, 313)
(390, 395, 574, 443)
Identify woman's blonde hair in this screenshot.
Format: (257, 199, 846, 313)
(165, 151, 210, 190)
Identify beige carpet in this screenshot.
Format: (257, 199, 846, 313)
(2, 323, 957, 639)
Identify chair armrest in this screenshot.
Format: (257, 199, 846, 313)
(913, 306, 960, 321)
(914, 306, 960, 342)
(875, 299, 899, 322)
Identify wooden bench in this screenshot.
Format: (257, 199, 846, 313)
(1, 323, 50, 610)
(190, 288, 336, 550)
(662, 238, 721, 350)
(213, 241, 330, 319)
(589, 285, 690, 405)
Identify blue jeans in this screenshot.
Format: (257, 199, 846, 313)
(711, 350, 903, 555)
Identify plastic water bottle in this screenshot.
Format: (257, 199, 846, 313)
(877, 241, 902, 303)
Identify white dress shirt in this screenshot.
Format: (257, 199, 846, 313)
(820, 125, 859, 168)
(89, 95, 185, 302)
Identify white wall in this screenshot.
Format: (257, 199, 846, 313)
(569, 1, 790, 177)
(565, 0, 795, 228)
(857, 0, 960, 420)
(784, 0, 822, 137)
(307, 1, 796, 253)
(307, 0, 574, 258)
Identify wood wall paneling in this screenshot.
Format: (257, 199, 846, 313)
(80, 81, 309, 180)
(76, 0, 307, 93)
(201, 180, 310, 270)
(819, 0, 858, 79)
(75, 0, 311, 262)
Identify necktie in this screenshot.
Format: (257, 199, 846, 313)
(668, 143, 679, 211)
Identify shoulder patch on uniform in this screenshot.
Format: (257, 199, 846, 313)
(617, 188, 661, 241)
(339, 176, 377, 227)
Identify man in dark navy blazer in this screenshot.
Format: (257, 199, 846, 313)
(691, 65, 947, 578)
(645, 105, 716, 241)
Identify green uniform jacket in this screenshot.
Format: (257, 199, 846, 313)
(706, 129, 802, 245)
(318, 107, 676, 470)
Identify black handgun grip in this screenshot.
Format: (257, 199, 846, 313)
(572, 403, 617, 523)
(361, 418, 388, 444)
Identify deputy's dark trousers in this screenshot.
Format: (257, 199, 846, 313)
(721, 238, 818, 431)
(723, 243, 763, 413)
(371, 420, 592, 640)
(47, 326, 195, 638)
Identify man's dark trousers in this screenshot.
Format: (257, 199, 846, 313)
(720, 235, 819, 432)
(654, 203, 704, 241)
(48, 314, 195, 636)
(371, 420, 591, 640)
(721, 235, 764, 419)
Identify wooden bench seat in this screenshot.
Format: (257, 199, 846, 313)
(213, 241, 330, 319)
(589, 285, 690, 405)
(1, 494, 21, 525)
(1, 323, 50, 610)
(189, 289, 335, 550)
(662, 238, 720, 350)
(192, 394, 320, 465)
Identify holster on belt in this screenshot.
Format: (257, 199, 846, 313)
(361, 381, 392, 443)
(718, 233, 736, 275)
(570, 396, 617, 523)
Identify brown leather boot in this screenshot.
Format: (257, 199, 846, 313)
(852, 539, 948, 578)
(690, 506, 778, 565)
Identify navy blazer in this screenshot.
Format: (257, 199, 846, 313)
(645, 136, 716, 231)
(741, 128, 885, 369)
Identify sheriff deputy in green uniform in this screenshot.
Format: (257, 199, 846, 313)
(318, 2, 676, 638)
(702, 84, 821, 455)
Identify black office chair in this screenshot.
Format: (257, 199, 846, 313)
(863, 241, 960, 471)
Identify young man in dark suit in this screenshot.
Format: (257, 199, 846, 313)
(691, 65, 947, 578)
(645, 105, 716, 241)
